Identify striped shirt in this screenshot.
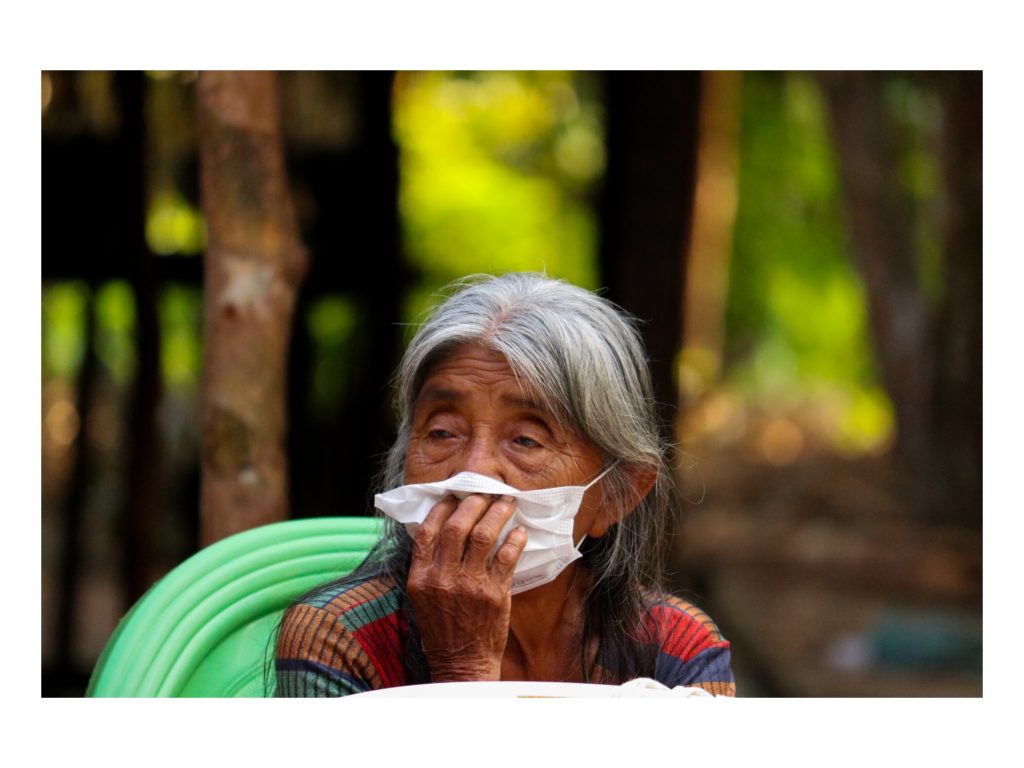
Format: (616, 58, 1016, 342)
(275, 575, 736, 697)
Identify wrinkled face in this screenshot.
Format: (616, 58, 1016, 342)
(404, 342, 613, 540)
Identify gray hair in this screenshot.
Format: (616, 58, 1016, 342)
(378, 272, 676, 593)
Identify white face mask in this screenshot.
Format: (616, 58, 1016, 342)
(374, 464, 617, 595)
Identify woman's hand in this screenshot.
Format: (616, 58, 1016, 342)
(406, 493, 527, 682)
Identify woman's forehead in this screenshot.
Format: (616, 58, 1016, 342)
(416, 343, 549, 412)
(425, 342, 513, 379)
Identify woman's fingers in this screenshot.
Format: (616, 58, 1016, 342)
(413, 493, 523, 576)
(435, 493, 500, 565)
(462, 495, 518, 570)
(411, 495, 459, 562)
(434, 493, 509, 565)
(490, 526, 528, 583)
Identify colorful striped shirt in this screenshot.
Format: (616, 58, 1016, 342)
(275, 575, 736, 697)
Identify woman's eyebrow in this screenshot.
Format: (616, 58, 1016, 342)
(500, 394, 549, 414)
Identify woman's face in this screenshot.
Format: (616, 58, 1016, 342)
(404, 342, 612, 540)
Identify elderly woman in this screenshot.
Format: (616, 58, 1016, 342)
(274, 273, 735, 696)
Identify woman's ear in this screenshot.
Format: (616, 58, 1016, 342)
(626, 463, 658, 505)
(585, 463, 658, 538)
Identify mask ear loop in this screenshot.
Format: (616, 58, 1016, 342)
(583, 459, 620, 490)
(575, 460, 620, 550)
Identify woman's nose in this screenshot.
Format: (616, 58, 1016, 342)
(457, 434, 505, 481)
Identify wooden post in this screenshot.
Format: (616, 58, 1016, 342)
(197, 71, 308, 546)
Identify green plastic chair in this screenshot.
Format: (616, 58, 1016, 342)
(87, 516, 384, 697)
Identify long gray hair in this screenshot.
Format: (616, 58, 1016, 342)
(364, 272, 679, 681)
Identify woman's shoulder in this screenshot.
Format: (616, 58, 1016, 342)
(641, 590, 728, 644)
(278, 573, 407, 665)
(637, 590, 731, 664)
(292, 573, 405, 624)
(276, 573, 410, 694)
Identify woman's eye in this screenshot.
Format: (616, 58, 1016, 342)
(513, 435, 541, 449)
(427, 429, 454, 440)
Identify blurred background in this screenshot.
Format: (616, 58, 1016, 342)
(41, 70, 981, 697)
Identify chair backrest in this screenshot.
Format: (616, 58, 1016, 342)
(87, 516, 384, 697)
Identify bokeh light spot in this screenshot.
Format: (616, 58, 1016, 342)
(45, 399, 80, 447)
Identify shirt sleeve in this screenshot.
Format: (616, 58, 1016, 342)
(646, 595, 736, 697)
(274, 602, 378, 697)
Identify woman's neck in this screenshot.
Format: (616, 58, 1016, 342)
(502, 565, 592, 681)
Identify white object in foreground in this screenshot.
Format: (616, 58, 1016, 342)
(351, 678, 718, 698)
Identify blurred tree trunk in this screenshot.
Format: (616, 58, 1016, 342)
(680, 71, 742, 401)
(930, 72, 982, 526)
(818, 72, 981, 525)
(598, 71, 702, 434)
(197, 71, 309, 546)
(817, 72, 934, 503)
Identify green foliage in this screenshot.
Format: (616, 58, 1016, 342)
(42, 281, 89, 378)
(42, 280, 145, 390)
(160, 284, 203, 390)
(146, 191, 206, 256)
(726, 72, 894, 451)
(305, 295, 359, 418)
(94, 281, 137, 385)
(394, 71, 603, 323)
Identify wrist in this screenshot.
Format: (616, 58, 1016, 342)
(428, 657, 502, 683)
